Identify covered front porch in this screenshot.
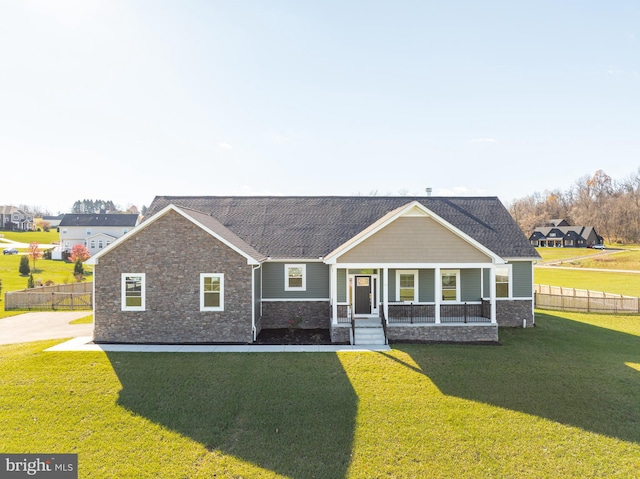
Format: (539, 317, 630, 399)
(329, 265, 499, 344)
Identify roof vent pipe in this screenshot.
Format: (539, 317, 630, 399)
(425, 187, 432, 197)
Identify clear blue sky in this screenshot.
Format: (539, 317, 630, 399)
(1, 1, 638, 214)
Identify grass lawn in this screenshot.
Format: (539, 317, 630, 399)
(566, 249, 640, 270)
(535, 247, 602, 262)
(0, 230, 60, 245)
(535, 267, 640, 297)
(0, 312, 638, 478)
(0, 254, 92, 312)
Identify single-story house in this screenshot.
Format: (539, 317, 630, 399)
(87, 196, 540, 345)
(529, 220, 602, 248)
(59, 213, 140, 257)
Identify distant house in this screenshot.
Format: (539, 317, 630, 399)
(0, 206, 34, 231)
(59, 214, 140, 256)
(42, 214, 65, 229)
(87, 196, 540, 345)
(529, 220, 602, 247)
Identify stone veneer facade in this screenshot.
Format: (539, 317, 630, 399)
(330, 325, 351, 344)
(260, 301, 331, 329)
(495, 299, 534, 327)
(93, 210, 254, 344)
(387, 324, 498, 343)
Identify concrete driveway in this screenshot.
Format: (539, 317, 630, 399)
(0, 312, 93, 345)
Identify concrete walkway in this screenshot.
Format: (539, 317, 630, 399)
(45, 336, 391, 353)
(1, 311, 390, 352)
(0, 311, 92, 345)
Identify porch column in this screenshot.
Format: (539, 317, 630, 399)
(383, 267, 389, 322)
(434, 267, 441, 324)
(489, 266, 497, 324)
(331, 265, 338, 325)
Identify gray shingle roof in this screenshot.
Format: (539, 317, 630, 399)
(146, 196, 539, 260)
(176, 206, 268, 262)
(59, 214, 140, 227)
(532, 225, 599, 240)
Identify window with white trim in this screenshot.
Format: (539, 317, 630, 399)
(441, 270, 460, 302)
(201, 273, 224, 311)
(495, 265, 511, 298)
(90, 240, 96, 249)
(396, 270, 418, 302)
(122, 274, 145, 311)
(285, 264, 306, 291)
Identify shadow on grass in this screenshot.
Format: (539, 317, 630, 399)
(107, 352, 357, 479)
(393, 312, 640, 444)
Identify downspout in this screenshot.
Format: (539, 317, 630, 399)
(531, 259, 536, 326)
(251, 263, 262, 342)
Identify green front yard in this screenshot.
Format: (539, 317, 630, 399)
(1, 312, 638, 478)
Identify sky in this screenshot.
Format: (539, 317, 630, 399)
(0, 1, 638, 214)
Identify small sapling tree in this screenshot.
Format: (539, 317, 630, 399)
(69, 244, 90, 280)
(28, 242, 42, 273)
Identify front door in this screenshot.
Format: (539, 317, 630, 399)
(354, 276, 372, 315)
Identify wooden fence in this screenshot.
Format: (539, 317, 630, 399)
(534, 284, 640, 314)
(4, 282, 93, 311)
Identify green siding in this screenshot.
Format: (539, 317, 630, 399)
(337, 269, 347, 302)
(512, 261, 533, 298)
(262, 262, 330, 299)
(483, 268, 490, 297)
(461, 269, 481, 301)
(419, 269, 435, 302)
(388, 269, 397, 301)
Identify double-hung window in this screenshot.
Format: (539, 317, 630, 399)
(441, 270, 459, 302)
(122, 273, 145, 311)
(201, 273, 224, 311)
(396, 270, 418, 302)
(285, 264, 306, 291)
(495, 265, 511, 298)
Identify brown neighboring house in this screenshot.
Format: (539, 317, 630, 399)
(87, 196, 540, 345)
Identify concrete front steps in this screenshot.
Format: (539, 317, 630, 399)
(353, 324, 387, 345)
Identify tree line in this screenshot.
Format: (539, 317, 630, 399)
(508, 168, 640, 244)
(70, 199, 145, 215)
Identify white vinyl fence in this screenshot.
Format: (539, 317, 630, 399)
(534, 284, 640, 314)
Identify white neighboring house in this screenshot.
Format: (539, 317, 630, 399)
(42, 214, 65, 229)
(0, 206, 34, 231)
(59, 214, 140, 257)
